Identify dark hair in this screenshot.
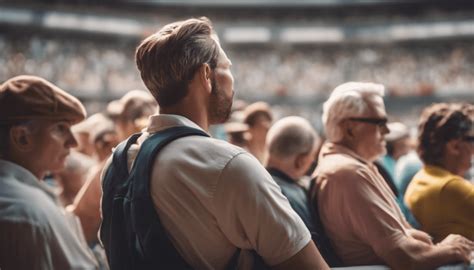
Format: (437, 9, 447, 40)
(135, 17, 220, 107)
(0, 124, 10, 157)
(386, 141, 395, 157)
(417, 103, 473, 166)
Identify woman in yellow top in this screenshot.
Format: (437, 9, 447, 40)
(405, 102, 474, 242)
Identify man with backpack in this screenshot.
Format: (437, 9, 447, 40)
(100, 17, 329, 269)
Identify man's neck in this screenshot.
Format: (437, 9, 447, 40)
(266, 158, 299, 181)
(337, 140, 375, 162)
(439, 156, 465, 177)
(160, 103, 210, 132)
(3, 155, 43, 180)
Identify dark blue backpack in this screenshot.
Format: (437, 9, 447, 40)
(100, 126, 209, 269)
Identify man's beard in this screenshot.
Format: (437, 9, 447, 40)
(208, 75, 233, 124)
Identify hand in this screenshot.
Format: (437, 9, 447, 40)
(438, 234, 474, 264)
(406, 228, 433, 245)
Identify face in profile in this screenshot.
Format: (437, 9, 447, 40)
(208, 40, 234, 124)
(31, 120, 78, 174)
(455, 128, 474, 176)
(350, 96, 389, 161)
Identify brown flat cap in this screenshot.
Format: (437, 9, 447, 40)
(0, 75, 86, 124)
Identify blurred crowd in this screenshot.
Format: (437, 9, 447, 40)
(0, 35, 473, 100)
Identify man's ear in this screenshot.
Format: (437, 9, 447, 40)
(9, 125, 35, 152)
(294, 152, 310, 170)
(341, 119, 354, 138)
(198, 63, 212, 93)
(445, 139, 461, 156)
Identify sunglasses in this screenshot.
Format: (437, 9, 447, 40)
(463, 135, 474, 143)
(348, 117, 388, 128)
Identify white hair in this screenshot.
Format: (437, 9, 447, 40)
(266, 116, 318, 159)
(322, 82, 385, 143)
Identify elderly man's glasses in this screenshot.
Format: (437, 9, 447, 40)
(348, 117, 388, 128)
(463, 135, 474, 143)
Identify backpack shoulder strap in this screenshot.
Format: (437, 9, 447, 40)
(102, 132, 142, 201)
(100, 132, 142, 265)
(130, 125, 209, 219)
(127, 126, 209, 264)
(131, 126, 209, 183)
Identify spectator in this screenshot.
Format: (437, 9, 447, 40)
(0, 75, 97, 269)
(86, 113, 119, 162)
(72, 112, 117, 160)
(53, 153, 95, 207)
(101, 17, 329, 269)
(224, 122, 251, 149)
(70, 113, 119, 245)
(405, 102, 474, 241)
(72, 114, 101, 158)
(71, 94, 153, 245)
(266, 116, 319, 232)
(107, 89, 158, 141)
(243, 101, 273, 164)
(265, 116, 341, 266)
(309, 81, 474, 269)
(379, 122, 413, 181)
(394, 150, 423, 198)
(375, 121, 420, 228)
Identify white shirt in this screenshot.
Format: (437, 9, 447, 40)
(0, 160, 98, 270)
(121, 114, 310, 269)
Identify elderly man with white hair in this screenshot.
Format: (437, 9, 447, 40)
(309, 82, 474, 269)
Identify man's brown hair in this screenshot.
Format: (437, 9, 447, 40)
(135, 17, 220, 107)
(417, 102, 473, 166)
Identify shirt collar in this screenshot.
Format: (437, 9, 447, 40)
(424, 165, 457, 179)
(146, 114, 206, 134)
(320, 142, 370, 165)
(136, 114, 209, 146)
(319, 142, 381, 173)
(266, 167, 296, 184)
(0, 159, 58, 201)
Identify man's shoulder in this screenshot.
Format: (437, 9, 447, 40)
(440, 176, 474, 197)
(317, 152, 369, 180)
(0, 188, 54, 230)
(165, 135, 247, 160)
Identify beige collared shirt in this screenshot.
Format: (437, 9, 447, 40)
(119, 114, 310, 269)
(311, 142, 410, 266)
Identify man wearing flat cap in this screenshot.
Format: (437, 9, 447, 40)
(0, 75, 98, 269)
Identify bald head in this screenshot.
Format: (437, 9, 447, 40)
(267, 116, 319, 160)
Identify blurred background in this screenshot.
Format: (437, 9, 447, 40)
(1, 0, 473, 129)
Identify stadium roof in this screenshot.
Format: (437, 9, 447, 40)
(1, 6, 474, 43)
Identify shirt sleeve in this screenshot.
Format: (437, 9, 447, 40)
(212, 152, 311, 266)
(340, 167, 408, 260)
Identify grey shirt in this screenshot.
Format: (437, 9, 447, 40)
(0, 160, 98, 270)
